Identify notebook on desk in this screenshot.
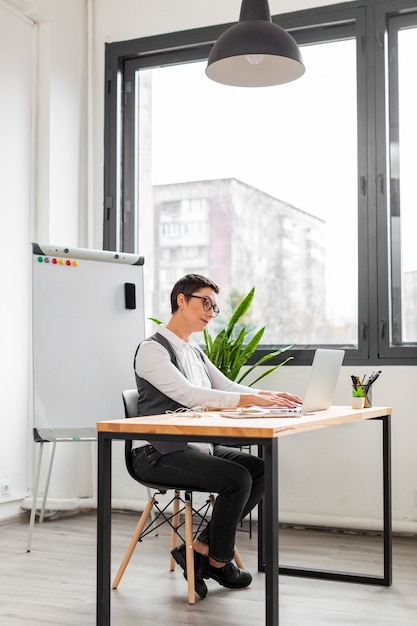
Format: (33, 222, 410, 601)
(221, 348, 345, 418)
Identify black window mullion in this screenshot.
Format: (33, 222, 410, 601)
(356, 6, 372, 361)
(103, 45, 122, 251)
(374, 3, 391, 359)
(121, 60, 137, 253)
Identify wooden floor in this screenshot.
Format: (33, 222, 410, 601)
(0, 510, 416, 625)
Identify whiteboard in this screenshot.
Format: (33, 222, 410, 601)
(31, 243, 145, 441)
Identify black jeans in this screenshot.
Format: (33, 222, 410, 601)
(131, 444, 264, 563)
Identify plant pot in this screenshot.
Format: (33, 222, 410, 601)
(351, 396, 365, 409)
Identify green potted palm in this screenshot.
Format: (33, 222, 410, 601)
(203, 287, 292, 386)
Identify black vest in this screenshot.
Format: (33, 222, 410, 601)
(133, 332, 209, 454)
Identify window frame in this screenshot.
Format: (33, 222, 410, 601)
(103, 0, 417, 366)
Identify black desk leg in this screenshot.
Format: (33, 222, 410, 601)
(382, 415, 392, 585)
(97, 433, 112, 626)
(263, 439, 279, 626)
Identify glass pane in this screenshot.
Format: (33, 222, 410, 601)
(390, 26, 417, 345)
(136, 40, 358, 345)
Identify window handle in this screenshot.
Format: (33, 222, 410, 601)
(378, 173, 385, 195)
(379, 320, 386, 339)
(361, 322, 368, 340)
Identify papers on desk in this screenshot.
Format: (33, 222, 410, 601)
(220, 408, 304, 419)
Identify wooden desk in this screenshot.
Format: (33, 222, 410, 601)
(96, 405, 392, 626)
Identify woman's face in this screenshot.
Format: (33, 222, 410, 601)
(178, 288, 219, 332)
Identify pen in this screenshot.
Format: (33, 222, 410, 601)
(369, 370, 381, 385)
(366, 370, 381, 392)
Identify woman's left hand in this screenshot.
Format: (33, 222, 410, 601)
(258, 390, 302, 407)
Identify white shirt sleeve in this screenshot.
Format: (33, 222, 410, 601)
(135, 336, 256, 410)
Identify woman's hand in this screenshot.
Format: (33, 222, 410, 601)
(238, 391, 302, 408)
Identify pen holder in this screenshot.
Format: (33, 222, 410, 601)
(352, 385, 372, 408)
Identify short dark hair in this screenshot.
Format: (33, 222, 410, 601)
(170, 274, 220, 313)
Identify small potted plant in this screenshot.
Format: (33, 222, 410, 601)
(351, 386, 365, 409)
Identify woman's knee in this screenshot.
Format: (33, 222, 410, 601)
(224, 464, 252, 497)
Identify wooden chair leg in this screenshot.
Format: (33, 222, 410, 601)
(234, 545, 244, 569)
(112, 496, 155, 589)
(184, 493, 195, 604)
(169, 490, 181, 571)
(114, 489, 243, 602)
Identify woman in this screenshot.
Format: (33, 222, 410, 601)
(131, 274, 300, 598)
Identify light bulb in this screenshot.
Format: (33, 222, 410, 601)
(245, 54, 265, 65)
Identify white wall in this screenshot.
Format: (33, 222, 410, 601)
(0, 1, 34, 520)
(1, 0, 416, 535)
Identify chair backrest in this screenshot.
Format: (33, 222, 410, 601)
(122, 388, 170, 493)
(122, 388, 139, 418)
(122, 389, 139, 482)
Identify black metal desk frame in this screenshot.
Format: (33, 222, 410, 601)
(97, 414, 391, 626)
(258, 415, 392, 587)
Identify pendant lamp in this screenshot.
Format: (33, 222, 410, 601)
(206, 0, 305, 87)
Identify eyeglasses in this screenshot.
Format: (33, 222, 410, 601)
(188, 294, 220, 317)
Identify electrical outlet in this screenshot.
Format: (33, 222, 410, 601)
(0, 480, 10, 497)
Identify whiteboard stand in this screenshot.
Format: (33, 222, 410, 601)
(27, 438, 56, 552)
(27, 428, 97, 551)
(26, 434, 155, 550)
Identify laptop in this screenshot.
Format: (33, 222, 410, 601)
(221, 348, 345, 418)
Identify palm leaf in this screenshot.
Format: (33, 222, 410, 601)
(225, 288, 255, 338)
(148, 317, 163, 325)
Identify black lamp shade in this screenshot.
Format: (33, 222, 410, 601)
(206, 1, 305, 87)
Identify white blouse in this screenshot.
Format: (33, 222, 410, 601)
(133, 325, 257, 453)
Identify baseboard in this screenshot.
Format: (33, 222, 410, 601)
(279, 511, 417, 536)
(0, 503, 28, 526)
(20, 495, 97, 512)
(18, 496, 417, 536)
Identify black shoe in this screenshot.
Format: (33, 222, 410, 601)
(207, 561, 252, 589)
(171, 544, 208, 599)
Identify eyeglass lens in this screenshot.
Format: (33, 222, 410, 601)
(189, 294, 219, 316)
(202, 298, 219, 316)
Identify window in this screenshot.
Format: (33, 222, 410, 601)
(104, 0, 417, 364)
